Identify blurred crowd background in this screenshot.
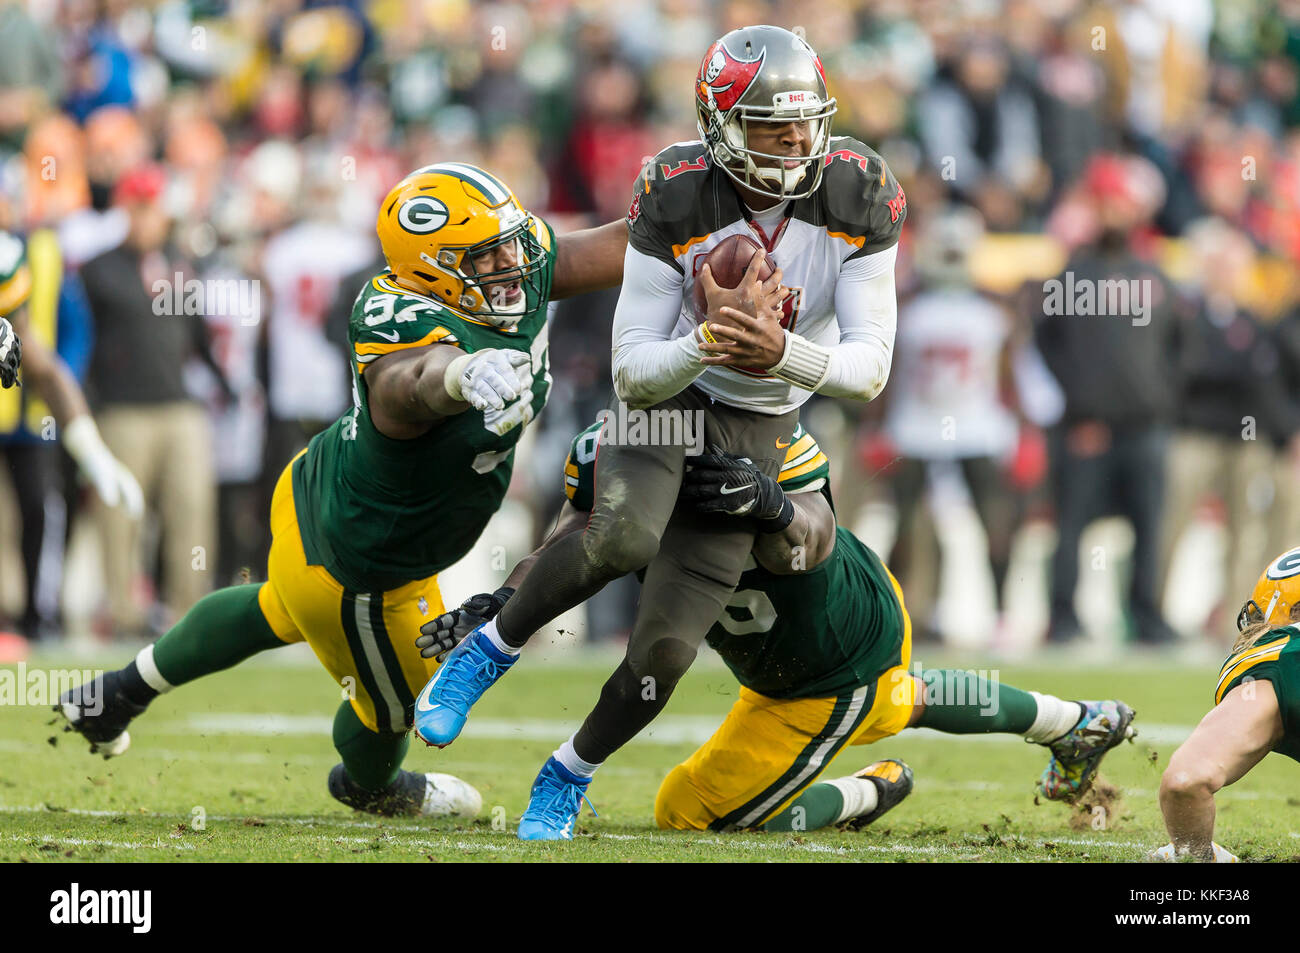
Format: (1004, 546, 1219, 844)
(2, 0, 1300, 658)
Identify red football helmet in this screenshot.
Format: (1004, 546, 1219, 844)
(695, 25, 837, 201)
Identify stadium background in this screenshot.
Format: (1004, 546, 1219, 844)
(0, 0, 1298, 664)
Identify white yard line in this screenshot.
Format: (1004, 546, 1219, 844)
(0, 833, 196, 851)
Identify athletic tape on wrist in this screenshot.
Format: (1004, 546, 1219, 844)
(768, 332, 832, 391)
(443, 353, 473, 402)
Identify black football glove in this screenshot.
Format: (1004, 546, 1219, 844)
(681, 445, 794, 532)
(0, 316, 21, 389)
(416, 586, 515, 662)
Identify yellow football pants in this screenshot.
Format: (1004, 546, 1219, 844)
(256, 457, 445, 734)
(655, 569, 916, 831)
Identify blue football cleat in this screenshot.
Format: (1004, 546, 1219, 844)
(517, 757, 596, 841)
(413, 627, 517, 748)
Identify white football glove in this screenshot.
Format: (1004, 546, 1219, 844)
(446, 349, 534, 414)
(1149, 841, 1239, 863)
(482, 395, 535, 437)
(63, 416, 145, 519)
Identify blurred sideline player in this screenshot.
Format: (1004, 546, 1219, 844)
(880, 206, 1025, 634)
(56, 164, 628, 817)
(416, 26, 909, 838)
(422, 419, 1139, 836)
(0, 229, 142, 643)
(0, 223, 97, 641)
(1155, 547, 1300, 862)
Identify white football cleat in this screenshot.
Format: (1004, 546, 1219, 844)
(420, 772, 483, 819)
(1150, 841, 1239, 863)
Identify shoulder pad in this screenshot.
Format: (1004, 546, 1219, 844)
(778, 422, 830, 493)
(819, 137, 907, 258)
(628, 141, 738, 270)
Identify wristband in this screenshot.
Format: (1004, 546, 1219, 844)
(443, 353, 473, 402)
(767, 332, 832, 391)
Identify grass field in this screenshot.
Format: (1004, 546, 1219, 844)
(2, 646, 1297, 862)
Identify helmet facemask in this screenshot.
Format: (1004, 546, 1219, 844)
(705, 95, 837, 202)
(419, 215, 548, 330)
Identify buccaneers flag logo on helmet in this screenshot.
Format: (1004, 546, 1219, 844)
(697, 41, 765, 112)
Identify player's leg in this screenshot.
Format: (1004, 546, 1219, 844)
(960, 455, 1016, 613)
(519, 405, 799, 839)
(414, 393, 698, 747)
(56, 458, 310, 756)
(654, 684, 910, 833)
(1045, 423, 1108, 643)
(6, 441, 63, 638)
(1116, 426, 1177, 643)
(327, 574, 481, 817)
(157, 402, 217, 622)
(568, 508, 757, 766)
(94, 406, 154, 636)
(497, 394, 701, 644)
(56, 583, 293, 757)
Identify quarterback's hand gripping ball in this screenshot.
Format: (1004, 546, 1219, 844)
(0, 316, 20, 389)
(417, 587, 515, 662)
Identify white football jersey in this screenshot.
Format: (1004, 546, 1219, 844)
(626, 137, 906, 413)
(262, 221, 375, 420)
(885, 288, 1018, 459)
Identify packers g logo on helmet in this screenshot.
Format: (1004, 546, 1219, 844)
(376, 163, 552, 330)
(1238, 547, 1300, 632)
(397, 196, 449, 234)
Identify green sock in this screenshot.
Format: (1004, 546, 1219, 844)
(761, 783, 845, 832)
(332, 701, 409, 791)
(914, 668, 1038, 734)
(151, 584, 286, 686)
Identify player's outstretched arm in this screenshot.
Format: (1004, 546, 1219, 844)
(551, 220, 627, 300)
(7, 305, 143, 516)
(366, 342, 533, 439)
(1158, 680, 1282, 861)
(752, 491, 835, 575)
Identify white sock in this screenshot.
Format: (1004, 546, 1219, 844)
(481, 618, 520, 657)
(553, 735, 601, 779)
(825, 776, 879, 824)
(1024, 692, 1083, 744)
(135, 645, 174, 694)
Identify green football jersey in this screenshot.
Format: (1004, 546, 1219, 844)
(1216, 626, 1300, 762)
(564, 419, 905, 699)
(293, 220, 556, 593)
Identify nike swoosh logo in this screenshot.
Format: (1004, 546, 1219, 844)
(415, 674, 442, 713)
(775, 437, 791, 449)
(718, 484, 747, 495)
(374, 330, 400, 343)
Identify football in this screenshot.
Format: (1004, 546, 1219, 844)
(691, 233, 775, 321)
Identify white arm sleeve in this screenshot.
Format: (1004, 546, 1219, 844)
(821, 244, 898, 401)
(610, 245, 706, 408)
